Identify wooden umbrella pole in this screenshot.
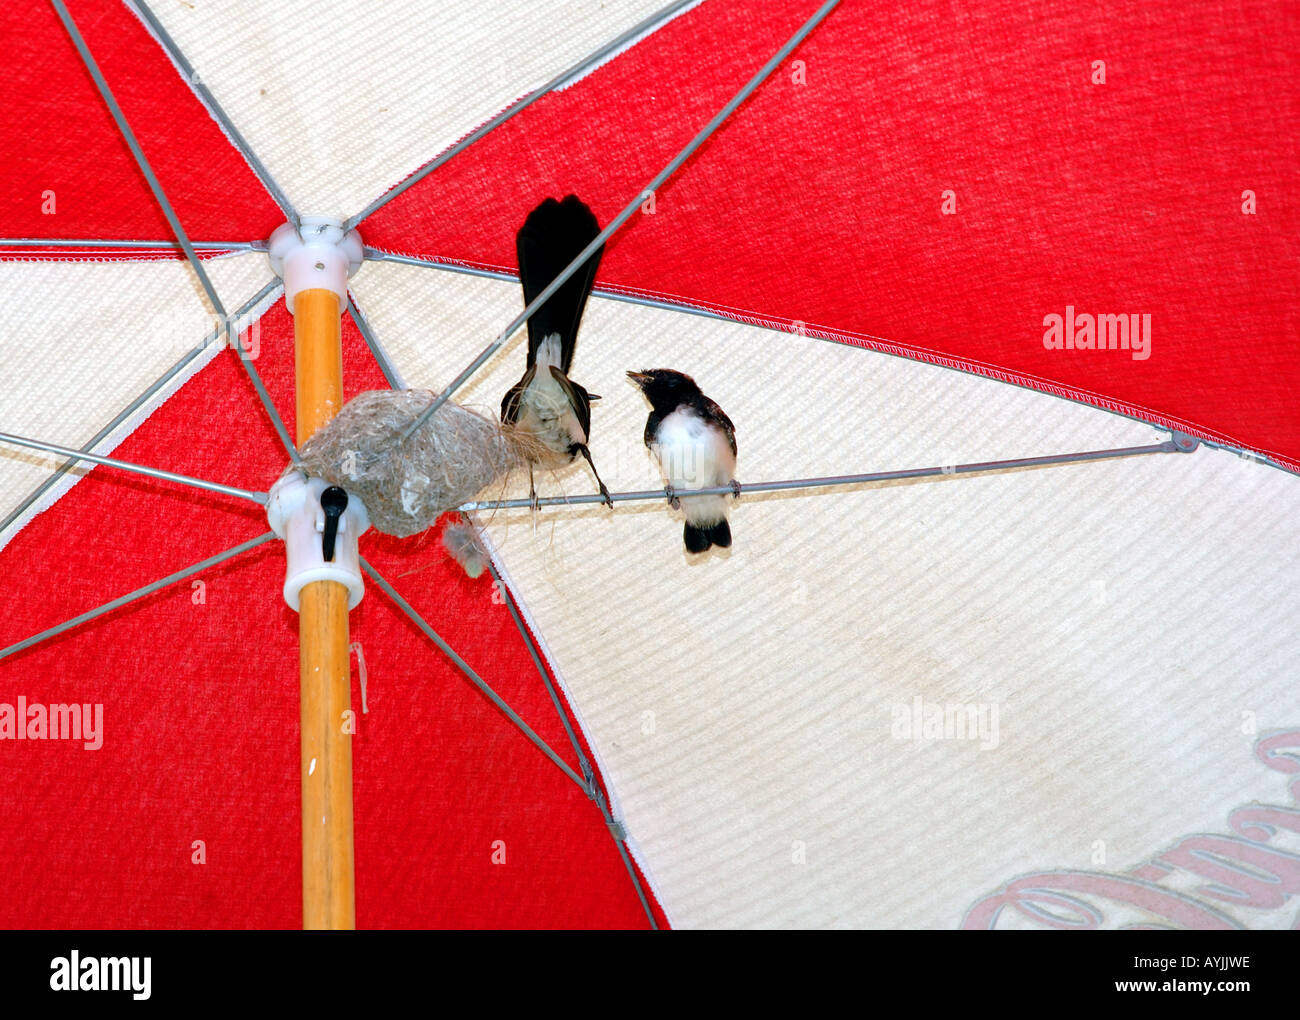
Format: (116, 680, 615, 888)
(294, 287, 355, 930)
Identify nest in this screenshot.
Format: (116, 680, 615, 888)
(297, 388, 533, 538)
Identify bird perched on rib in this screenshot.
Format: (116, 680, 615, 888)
(501, 194, 612, 508)
(628, 369, 738, 553)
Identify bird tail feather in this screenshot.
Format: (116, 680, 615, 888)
(516, 195, 603, 372)
(683, 518, 731, 553)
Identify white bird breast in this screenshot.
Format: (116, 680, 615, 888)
(650, 407, 736, 526)
(517, 335, 585, 455)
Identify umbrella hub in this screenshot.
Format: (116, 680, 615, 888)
(267, 471, 370, 610)
(267, 216, 363, 314)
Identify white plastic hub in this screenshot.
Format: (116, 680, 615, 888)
(267, 216, 363, 314)
(267, 471, 370, 611)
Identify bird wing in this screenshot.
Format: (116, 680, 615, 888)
(500, 364, 535, 425)
(642, 408, 664, 450)
(704, 397, 738, 456)
(548, 366, 592, 444)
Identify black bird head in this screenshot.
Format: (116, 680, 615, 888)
(626, 368, 702, 411)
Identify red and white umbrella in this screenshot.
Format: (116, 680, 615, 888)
(2, 0, 1297, 930)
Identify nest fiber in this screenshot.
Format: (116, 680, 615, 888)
(442, 520, 491, 578)
(298, 389, 520, 537)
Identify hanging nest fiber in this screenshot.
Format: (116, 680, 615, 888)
(296, 388, 533, 538)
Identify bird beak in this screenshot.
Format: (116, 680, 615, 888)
(587, 392, 602, 402)
(626, 371, 650, 388)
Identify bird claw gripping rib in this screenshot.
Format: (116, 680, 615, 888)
(664, 484, 681, 510)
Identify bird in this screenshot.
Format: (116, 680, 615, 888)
(500, 195, 612, 509)
(627, 369, 738, 553)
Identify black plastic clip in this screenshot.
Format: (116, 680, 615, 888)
(320, 486, 349, 562)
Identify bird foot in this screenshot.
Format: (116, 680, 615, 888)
(664, 485, 681, 511)
(598, 482, 614, 509)
(730, 479, 742, 501)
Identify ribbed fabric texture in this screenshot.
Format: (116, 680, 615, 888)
(3, 0, 1296, 929)
(142, 0, 680, 220)
(364, 0, 1300, 471)
(357, 264, 1300, 928)
(0, 254, 274, 550)
(0, 297, 663, 929)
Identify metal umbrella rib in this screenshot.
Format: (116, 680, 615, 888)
(0, 278, 282, 536)
(52, 0, 300, 465)
(342, 0, 701, 231)
(0, 532, 276, 661)
(458, 440, 1188, 512)
(359, 556, 588, 792)
(400, 0, 844, 440)
(0, 430, 269, 506)
(128, 0, 301, 226)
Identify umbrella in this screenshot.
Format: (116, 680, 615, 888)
(2, 0, 1297, 930)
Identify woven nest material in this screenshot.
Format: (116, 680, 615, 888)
(296, 388, 527, 537)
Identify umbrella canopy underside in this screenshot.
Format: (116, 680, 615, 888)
(1, 0, 1296, 929)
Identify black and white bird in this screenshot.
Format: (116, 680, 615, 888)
(627, 369, 738, 553)
(501, 195, 612, 508)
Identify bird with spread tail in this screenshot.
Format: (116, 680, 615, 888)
(501, 195, 612, 509)
(628, 368, 738, 553)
